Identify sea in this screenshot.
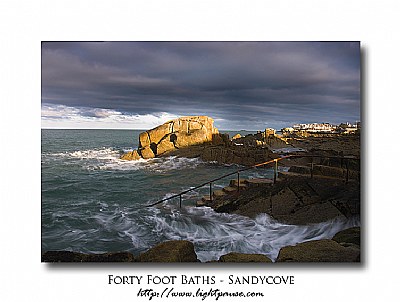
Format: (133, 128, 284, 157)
(41, 129, 359, 262)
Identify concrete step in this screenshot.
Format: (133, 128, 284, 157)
(278, 171, 347, 181)
(245, 178, 274, 187)
(290, 164, 360, 179)
(306, 164, 350, 178)
(278, 171, 306, 179)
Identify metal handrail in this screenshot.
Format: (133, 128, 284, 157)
(145, 154, 359, 208)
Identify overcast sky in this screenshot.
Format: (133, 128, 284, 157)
(41, 42, 360, 130)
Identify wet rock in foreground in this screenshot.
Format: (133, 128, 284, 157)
(212, 176, 360, 225)
(138, 240, 198, 262)
(332, 227, 360, 247)
(218, 252, 272, 263)
(42, 231, 361, 263)
(276, 239, 360, 262)
(42, 251, 135, 262)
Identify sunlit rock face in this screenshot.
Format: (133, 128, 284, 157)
(121, 116, 219, 160)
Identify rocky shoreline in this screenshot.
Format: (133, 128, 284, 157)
(207, 172, 360, 225)
(120, 116, 360, 166)
(42, 226, 360, 263)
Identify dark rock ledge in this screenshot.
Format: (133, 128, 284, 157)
(42, 227, 360, 263)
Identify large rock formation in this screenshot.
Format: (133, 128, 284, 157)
(121, 116, 219, 160)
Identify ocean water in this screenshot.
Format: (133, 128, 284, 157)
(41, 129, 359, 262)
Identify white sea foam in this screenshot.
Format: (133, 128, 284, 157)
(45, 147, 120, 160)
(70, 148, 120, 160)
(45, 148, 205, 172)
(140, 205, 360, 262)
(47, 192, 359, 262)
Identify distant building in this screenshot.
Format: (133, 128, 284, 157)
(338, 121, 360, 134)
(291, 123, 337, 133)
(281, 121, 360, 136)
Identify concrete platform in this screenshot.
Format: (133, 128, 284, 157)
(245, 178, 274, 186)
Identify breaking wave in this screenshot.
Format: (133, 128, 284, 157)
(140, 205, 360, 262)
(55, 200, 360, 262)
(43, 147, 206, 172)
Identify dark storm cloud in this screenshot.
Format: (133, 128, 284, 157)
(41, 41, 360, 130)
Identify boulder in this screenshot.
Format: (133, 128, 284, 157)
(137, 240, 198, 262)
(218, 252, 272, 263)
(332, 227, 360, 246)
(276, 239, 360, 262)
(139, 131, 151, 148)
(120, 150, 141, 160)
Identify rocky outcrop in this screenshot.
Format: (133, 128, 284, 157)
(200, 145, 273, 166)
(218, 252, 272, 263)
(120, 117, 287, 166)
(121, 116, 219, 160)
(287, 135, 360, 158)
(120, 149, 141, 160)
(276, 239, 360, 262)
(137, 240, 198, 262)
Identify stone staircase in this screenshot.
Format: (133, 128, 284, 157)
(196, 178, 274, 207)
(196, 162, 359, 207)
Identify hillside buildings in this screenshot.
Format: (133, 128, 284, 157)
(282, 122, 360, 135)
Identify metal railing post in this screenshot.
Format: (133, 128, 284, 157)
(345, 159, 349, 184)
(179, 194, 182, 209)
(311, 156, 314, 179)
(209, 182, 212, 202)
(237, 171, 240, 192)
(273, 159, 277, 184)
